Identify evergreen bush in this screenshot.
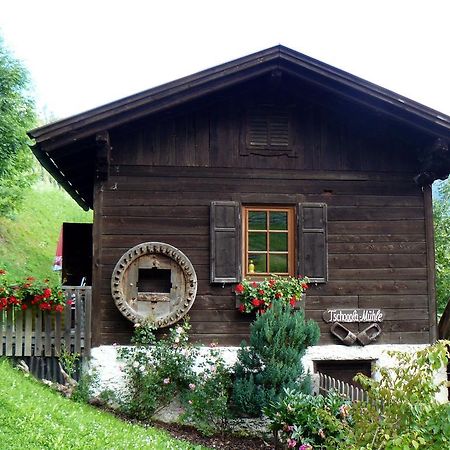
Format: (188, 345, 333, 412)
(232, 300, 320, 417)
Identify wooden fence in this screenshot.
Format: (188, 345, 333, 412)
(318, 371, 368, 402)
(0, 286, 91, 357)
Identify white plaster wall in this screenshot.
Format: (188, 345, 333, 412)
(89, 343, 448, 403)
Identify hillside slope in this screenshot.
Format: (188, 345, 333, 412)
(0, 360, 203, 449)
(0, 181, 92, 283)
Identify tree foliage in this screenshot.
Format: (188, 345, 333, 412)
(434, 179, 450, 314)
(0, 34, 37, 217)
(232, 301, 320, 417)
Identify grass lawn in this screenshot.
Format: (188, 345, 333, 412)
(0, 180, 92, 283)
(0, 359, 208, 450)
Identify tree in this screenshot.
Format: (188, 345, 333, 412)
(0, 34, 37, 217)
(232, 301, 320, 417)
(434, 178, 450, 314)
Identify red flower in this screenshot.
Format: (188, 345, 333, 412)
(26, 276, 35, 281)
(54, 304, 64, 313)
(235, 284, 244, 294)
(269, 279, 276, 286)
(21, 304, 28, 311)
(66, 299, 74, 306)
(32, 295, 43, 305)
(0, 269, 6, 275)
(301, 283, 308, 290)
(251, 298, 261, 307)
(22, 283, 31, 289)
(8, 296, 19, 305)
(43, 288, 52, 298)
(258, 289, 265, 296)
(39, 302, 51, 311)
(275, 292, 282, 299)
(238, 304, 245, 313)
(289, 297, 296, 307)
(251, 281, 258, 288)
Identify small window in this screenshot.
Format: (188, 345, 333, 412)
(315, 360, 372, 390)
(246, 106, 291, 150)
(243, 206, 295, 277)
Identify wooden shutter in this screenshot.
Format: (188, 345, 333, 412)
(298, 203, 328, 283)
(210, 201, 241, 283)
(247, 107, 290, 149)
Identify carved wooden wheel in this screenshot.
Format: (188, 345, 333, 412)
(111, 242, 197, 327)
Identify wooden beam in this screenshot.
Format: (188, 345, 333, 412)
(91, 181, 104, 348)
(95, 130, 111, 181)
(423, 185, 437, 342)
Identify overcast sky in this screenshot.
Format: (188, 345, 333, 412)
(1, 0, 449, 121)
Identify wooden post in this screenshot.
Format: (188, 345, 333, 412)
(6, 311, 13, 356)
(91, 181, 104, 348)
(84, 287, 92, 355)
(423, 185, 437, 342)
(15, 310, 23, 356)
(24, 309, 32, 356)
(35, 310, 42, 356)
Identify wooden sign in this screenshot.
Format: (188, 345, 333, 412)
(323, 309, 384, 323)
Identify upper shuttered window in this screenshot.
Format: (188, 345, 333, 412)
(246, 106, 291, 151)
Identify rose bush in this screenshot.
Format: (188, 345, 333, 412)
(234, 275, 309, 314)
(0, 269, 70, 312)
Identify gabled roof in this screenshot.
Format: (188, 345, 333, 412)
(28, 45, 450, 210)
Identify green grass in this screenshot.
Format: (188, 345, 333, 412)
(0, 359, 207, 449)
(0, 181, 92, 283)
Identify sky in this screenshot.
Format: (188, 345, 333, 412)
(0, 0, 449, 121)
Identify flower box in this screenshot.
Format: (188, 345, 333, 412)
(234, 275, 309, 314)
(235, 292, 306, 310)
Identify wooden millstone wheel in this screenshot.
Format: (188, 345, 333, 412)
(111, 242, 197, 327)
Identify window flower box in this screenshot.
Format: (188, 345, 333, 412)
(234, 275, 309, 314)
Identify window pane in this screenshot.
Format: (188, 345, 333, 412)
(248, 254, 267, 273)
(248, 211, 266, 230)
(269, 232, 288, 252)
(269, 211, 287, 230)
(249, 232, 267, 251)
(269, 253, 288, 273)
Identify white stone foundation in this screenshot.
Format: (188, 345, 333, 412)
(88, 343, 448, 403)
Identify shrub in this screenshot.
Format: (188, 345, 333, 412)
(340, 341, 450, 450)
(232, 301, 320, 417)
(118, 319, 198, 419)
(182, 346, 233, 436)
(265, 388, 351, 449)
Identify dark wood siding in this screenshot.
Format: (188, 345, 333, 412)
(94, 82, 430, 346)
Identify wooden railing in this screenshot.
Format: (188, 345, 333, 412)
(318, 371, 368, 402)
(0, 286, 91, 357)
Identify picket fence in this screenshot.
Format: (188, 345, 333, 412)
(318, 371, 368, 402)
(0, 286, 91, 358)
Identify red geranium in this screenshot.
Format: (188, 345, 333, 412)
(235, 275, 309, 314)
(235, 284, 244, 294)
(0, 274, 67, 313)
(251, 298, 261, 307)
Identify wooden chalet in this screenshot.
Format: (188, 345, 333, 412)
(29, 46, 450, 355)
